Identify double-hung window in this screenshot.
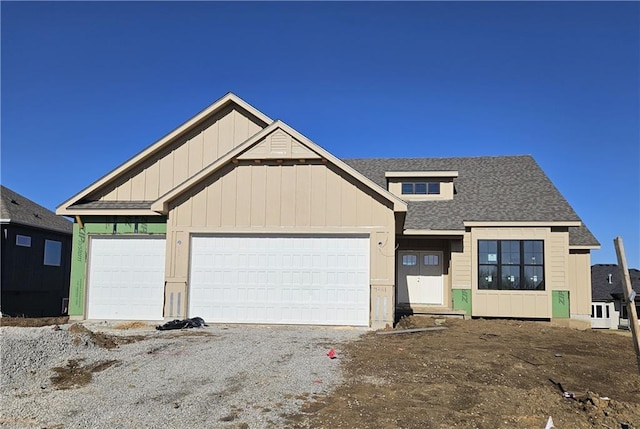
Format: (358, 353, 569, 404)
(478, 240, 544, 290)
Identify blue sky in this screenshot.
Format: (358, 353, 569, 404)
(2, 2, 639, 267)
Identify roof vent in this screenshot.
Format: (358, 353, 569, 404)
(10, 199, 18, 205)
(33, 213, 42, 219)
(607, 273, 612, 285)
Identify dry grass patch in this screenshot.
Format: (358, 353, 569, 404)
(112, 321, 150, 330)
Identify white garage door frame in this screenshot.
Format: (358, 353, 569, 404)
(86, 236, 166, 321)
(188, 234, 371, 326)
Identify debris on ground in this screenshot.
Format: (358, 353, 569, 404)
(155, 317, 207, 331)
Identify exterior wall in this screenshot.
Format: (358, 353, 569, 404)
(451, 234, 472, 314)
(165, 160, 397, 328)
(387, 178, 455, 201)
(568, 249, 592, 320)
(68, 216, 166, 317)
(444, 227, 580, 319)
(89, 107, 264, 202)
(1, 224, 72, 317)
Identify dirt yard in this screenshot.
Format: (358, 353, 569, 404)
(286, 316, 640, 429)
(3, 316, 639, 428)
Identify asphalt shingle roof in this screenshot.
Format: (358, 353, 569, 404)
(591, 264, 640, 301)
(1, 185, 72, 234)
(344, 155, 599, 247)
(69, 201, 154, 210)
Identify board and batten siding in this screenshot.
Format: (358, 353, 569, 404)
(91, 107, 264, 202)
(469, 227, 572, 319)
(163, 160, 397, 327)
(568, 250, 592, 320)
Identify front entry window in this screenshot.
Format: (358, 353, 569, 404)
(402, 254, 417, 266)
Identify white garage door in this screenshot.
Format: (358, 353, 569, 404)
(87, 237, 166, 320)
(189, 235, 370, 326)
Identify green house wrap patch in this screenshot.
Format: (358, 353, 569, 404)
(452, 289, 472, 316)
(69, 216, 167, 316)
(552, 290, 570, 318)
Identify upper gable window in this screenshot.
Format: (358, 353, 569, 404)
(16, 235, 32, 247)
(402, 182, 440, 195)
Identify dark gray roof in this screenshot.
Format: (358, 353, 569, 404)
(591, 264, 640, 301)
(1, 185, 72, 234)
(69, 201, 154, 210)
(344, 155, 599, 247)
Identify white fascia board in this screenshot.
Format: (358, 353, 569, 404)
(464, 221, 582, 227)
(403, 229, 464, 236)
(57, 208, 162, 216)
(569, 245, 601, 250)
(385, 171, 459, 178)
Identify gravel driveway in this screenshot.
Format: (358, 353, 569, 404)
(0, 322, 364, 428)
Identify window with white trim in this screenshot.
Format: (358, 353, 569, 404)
(401, 182, 440, 195)
(44, 240, 62, 266)
(16, 235, 32, 247)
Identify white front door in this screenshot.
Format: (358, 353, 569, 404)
(87, 237, 166, 320)
(397, 251, 443, 305)
(188, 235, 370, 326)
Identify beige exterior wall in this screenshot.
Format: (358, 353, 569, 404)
(164, 160, 397, 327)
(451, 234, 472, 289)
(470, 227, 572, 318)
(90, 107, 264, 202)
(568, 249, 592, 320)
(387, 178, 455, 201)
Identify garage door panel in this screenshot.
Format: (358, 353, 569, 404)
(189, 235, 369, 326)
(88, 238, 165, 320)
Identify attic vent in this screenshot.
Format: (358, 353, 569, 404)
(34, 213, 42, 219)
(270, 132, 288, 155)
(607, 274, 612, 285)
(10, 199, 18, 205)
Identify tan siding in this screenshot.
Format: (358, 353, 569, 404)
(88, 107, 266, 203)
(295, 164, 311, 226)
(341, 180, 357, 226)
(188, 133, 204, 177)
(173, 143, 189, 187)
(205, 178, 222, 227)
(568, 251, 592, 318)
(191, 189, 207, 227)
(202, 120, 219, 166)
(218, 109, 235, 156)
(159, 152, 174, 196)
(116, 178, 132, 200)
(221, 170, 237, 227)
(451, 232, 472, 287)
(265, 165, 281, 226)
(235, 164, 252, 227)
(130, 170, 146, 200)
(144, 162, 160, 199)
(310, 165, 327, 226)
(325, 167, 342, 226)
(280, 165, 295, 226)
(250, 165, 267, 226)
(547, 233, 568, 291)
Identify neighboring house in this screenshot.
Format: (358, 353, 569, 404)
(56, 93, 600, 328)
(1, 185, 73, 317)
(591, 264, 640, 329)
